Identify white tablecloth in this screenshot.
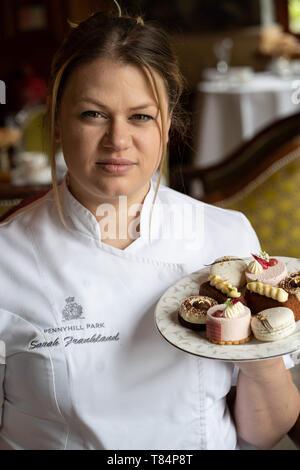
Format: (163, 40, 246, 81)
(195, 72, 300, 168)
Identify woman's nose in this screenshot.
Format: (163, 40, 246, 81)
(102, 119, 131, 151)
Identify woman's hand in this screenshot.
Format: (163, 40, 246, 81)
(233, 357, 300, 449)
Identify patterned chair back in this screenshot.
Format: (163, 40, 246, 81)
(170, 112, 300, 257)
(218, 146, 300, 257)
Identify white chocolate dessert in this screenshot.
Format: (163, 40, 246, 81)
(246, 281, 288, 302)
(210, 256, 247, 288)
(251, 307, 296, 342)
(208, 275, 241, 298)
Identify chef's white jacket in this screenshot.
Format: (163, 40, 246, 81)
(0, 175, 278, 450)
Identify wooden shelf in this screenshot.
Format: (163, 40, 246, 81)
(0, 181, 51, 200)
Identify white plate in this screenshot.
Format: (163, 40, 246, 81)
(155, 257, 300, 362)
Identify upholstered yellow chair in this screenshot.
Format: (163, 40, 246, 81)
(170, 112, 300, 257)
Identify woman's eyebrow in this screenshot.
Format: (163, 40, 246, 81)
(129, 103, 158, 111)
(77, 97, 107, 107)
(77, 97, 157, 111)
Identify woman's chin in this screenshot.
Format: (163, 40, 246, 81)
(92, 179, 150, 201)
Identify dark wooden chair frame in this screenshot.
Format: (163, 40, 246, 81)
(170, 112, 300, 205)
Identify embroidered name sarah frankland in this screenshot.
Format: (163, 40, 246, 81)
(29, 332, 120, 350)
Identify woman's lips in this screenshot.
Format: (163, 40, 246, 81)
(96, 159, 136, 175)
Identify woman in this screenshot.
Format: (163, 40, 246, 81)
(0, 8, 299, 450)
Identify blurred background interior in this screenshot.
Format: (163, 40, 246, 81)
(0, 0, 300, 450)
(3, 0, 300, 258)
(2, 0, 300, 252)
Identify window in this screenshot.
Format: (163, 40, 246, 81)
(275, 0, 300, 36)
(288, 0, 300, 33)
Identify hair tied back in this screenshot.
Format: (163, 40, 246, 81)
(113, 0, 122, 17)
(67, 19, 79, 29)
(136, 16, 144, 26)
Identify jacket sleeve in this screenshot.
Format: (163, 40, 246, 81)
(0, 341, 5, 427)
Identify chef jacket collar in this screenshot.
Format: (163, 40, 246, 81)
(59, 173, 157, 246)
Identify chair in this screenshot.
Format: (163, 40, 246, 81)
(0, 182, 51, 220)
(170, 112, 300, 257)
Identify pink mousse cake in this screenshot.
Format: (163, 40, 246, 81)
(245, 252, 287, 286)
(206, 300, 252, 345)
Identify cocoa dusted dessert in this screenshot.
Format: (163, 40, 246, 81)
(178, 295, 218, 331)
(280, 272, 300, 294)
(279, 273, 300, 322)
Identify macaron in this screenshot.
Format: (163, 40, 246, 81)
(251, 307, 296, 342)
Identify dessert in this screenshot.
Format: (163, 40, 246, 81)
(176, 252, 300, 346)
(279, 273, 300, 322)
(199, 275, 246, 305)
(246, 281, 288, 302)
(245, 280, 300, 322)
(206, 299, 251, 345)
(245, 251, 287, 286)
(280, 272, 300, 294)
(251, 307, 296, 342)
(178, 295, 217, 330)
(210, 256, 247, 288)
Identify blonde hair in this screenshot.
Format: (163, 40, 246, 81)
(48, 8, 186, 238)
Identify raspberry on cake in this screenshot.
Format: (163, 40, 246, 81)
(206, 299, 251, 345)
(245, 251, 287, 286)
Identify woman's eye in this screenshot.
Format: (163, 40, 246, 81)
(81, 111, 105, 119)
(131, 114, 154, 122)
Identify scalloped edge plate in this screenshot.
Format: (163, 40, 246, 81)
(155, 257, 300, 362)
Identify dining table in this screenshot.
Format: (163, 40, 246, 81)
(194, 71, 300, 168)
